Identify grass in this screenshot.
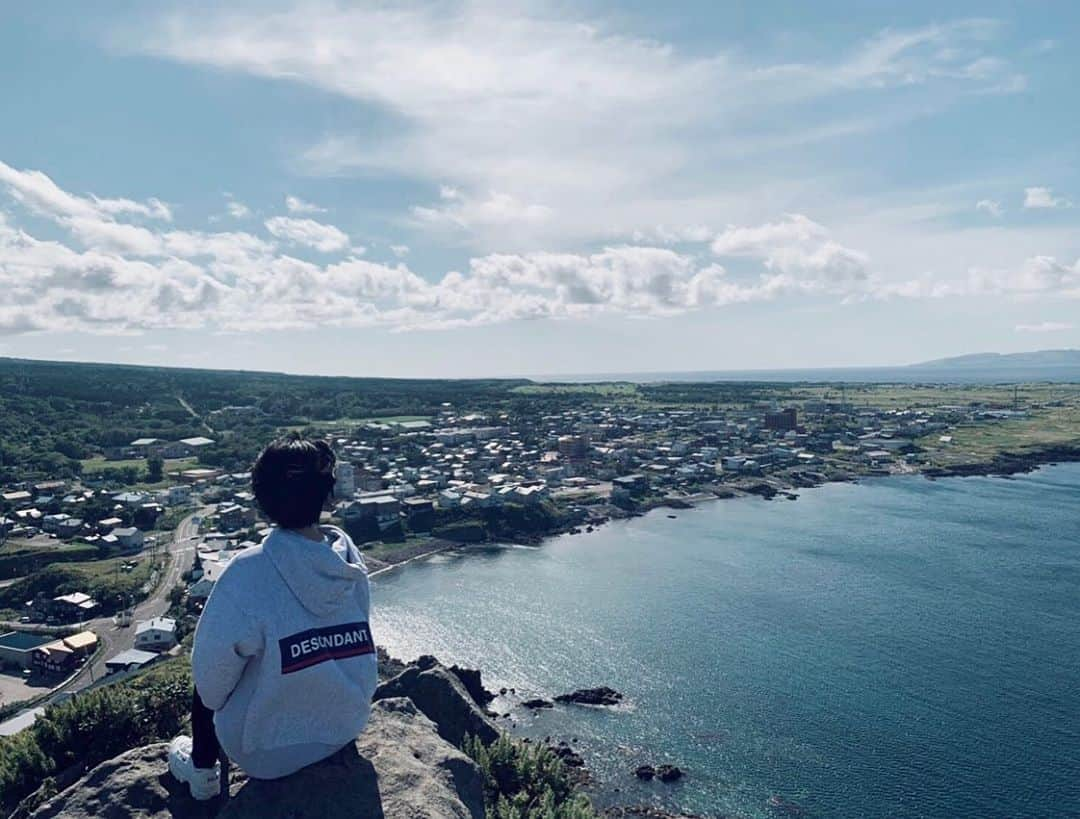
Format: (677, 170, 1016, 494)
(282, 415, 433, 431)
(70, 555, 154, 583)
(511, 382, 640, 396)
(78, 456, 197, 475)
(917, 403, 1080, 466)
(791, 383, 1080, 411)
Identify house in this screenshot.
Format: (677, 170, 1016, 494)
(42, 513, 71, 534)
(110, 527, 144, 551)
(165, 484, 192, 506)
(57, 517, 84, 539)
(112, 492, 147, 507)
(0, 631, 53, 670)
(105, 648, 160, 674)
(134, 617, 178, 652)
(188, 577, 215, 601)
(180, 468, 222, 483)
(97, 516, 124, 532)
(129, 438, 163, 455)
(1, 490, 32, 505)
(612, 474, 648, 495)
(216, 504, 252, 532)
(437, 489, 461, 509)
(32, 640, 74, 674)
(51, 592, 99, 621)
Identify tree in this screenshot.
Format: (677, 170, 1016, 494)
(146, 456, 164, 483)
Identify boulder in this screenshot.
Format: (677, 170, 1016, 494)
(548, 742, 585, 768)
(412, 655, 496, 708)
(25, 698, 484, 819)
(375, 661, 500, 747)
(522, 698, 555, 709)
(655, 764, 683, 783)
(555, 686, 623, 706)
(634, 765, 655, 780)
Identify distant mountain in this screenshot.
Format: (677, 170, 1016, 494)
(911, 349, 1080, 370)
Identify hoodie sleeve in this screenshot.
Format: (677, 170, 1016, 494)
(192, 583, 263, 711)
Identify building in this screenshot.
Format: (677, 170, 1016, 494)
(557, 435, 590, 461)
(105, 648, 160, 674)
(110, 527, 144, 551)
(165, 484, 192, 506)
(134, 617, 178, 652)
(216, 504, 249, 532)
(612, 474, 648, 495)
(180, 468, 222, 484)
(764, 408, 798, 432)
(335, 462, 356, 499)
(402, 497, 435, 530)
(42, 513, 71, 534)
(130, 438, 163, 455)
(0, 631, 53, 670)
(57, 517, 84, 539)
(51, 592, 99, 621)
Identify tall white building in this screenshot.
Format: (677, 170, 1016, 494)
(335, 462, 356, 499)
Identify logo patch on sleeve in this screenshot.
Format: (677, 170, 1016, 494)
(279, 622, 375, 674)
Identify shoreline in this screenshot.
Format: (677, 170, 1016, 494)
(362, 447, 1080, 579)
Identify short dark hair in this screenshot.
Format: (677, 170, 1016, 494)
(251, 433, 336, 529)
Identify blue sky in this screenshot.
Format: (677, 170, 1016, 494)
(0, 1, 1077, 377)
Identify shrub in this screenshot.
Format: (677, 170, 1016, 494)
(464, 734, 596, 819)
(0, 657, 192, 815)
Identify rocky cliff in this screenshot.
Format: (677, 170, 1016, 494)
(25, 698, 484, 819)
(17, 657, 506, 819)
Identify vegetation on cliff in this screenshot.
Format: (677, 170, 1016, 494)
(0, 657, 192, 815)
(465, 735, 595, 819)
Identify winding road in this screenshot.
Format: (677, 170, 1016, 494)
(48, 508, 206, 699)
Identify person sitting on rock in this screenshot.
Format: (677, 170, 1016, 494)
(168, 433, 378, 800)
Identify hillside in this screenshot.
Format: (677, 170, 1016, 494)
(910, 349, 1080, 371)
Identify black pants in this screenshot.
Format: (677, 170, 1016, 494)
(191, 686, 221, 770)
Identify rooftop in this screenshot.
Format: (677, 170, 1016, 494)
(0, 631, 53, 651)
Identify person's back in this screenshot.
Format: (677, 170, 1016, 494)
(168, 434, 377, 799)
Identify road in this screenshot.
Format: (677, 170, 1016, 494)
(49, 508, 206, 698)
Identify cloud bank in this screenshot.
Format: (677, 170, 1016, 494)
(2, 161, 1077, 338)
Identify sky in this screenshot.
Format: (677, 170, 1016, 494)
(0, 1, 1078, 378)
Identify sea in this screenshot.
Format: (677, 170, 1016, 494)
(370, 463, 1080, 818)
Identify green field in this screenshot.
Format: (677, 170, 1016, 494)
(511, 382, 639, 396)
(78, 456, 197, 475)
(917, 403, 1080, 466)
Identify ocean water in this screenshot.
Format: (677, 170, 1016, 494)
(370, 464, 1080, 818)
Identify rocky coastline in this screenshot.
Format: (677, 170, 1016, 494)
(363, 443, 1080, 581)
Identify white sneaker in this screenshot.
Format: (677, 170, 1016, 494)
(168, 735, 221, 801)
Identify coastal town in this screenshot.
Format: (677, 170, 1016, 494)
(1, 371, 1078, 740)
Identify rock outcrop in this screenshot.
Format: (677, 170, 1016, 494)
(555, 686, 623, 706)
(374, 660, 500, 747)
(25, 698, 484, 819)
(522, 697, 555, 709)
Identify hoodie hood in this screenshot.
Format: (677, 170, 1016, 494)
(262, 525, 368, 618)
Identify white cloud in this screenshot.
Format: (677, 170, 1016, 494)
(1023, 186, 1072, 210)
(1015, 321, 1073, 333)
(412, 188, 553, 235)
(226, 200, 252, 219)
(2, 161, 1077, 338)
(118, 5, 1024, 249)
(390, 244, 410, 258)
(975, 199, 1003, 217)
(711, 214, 871, 285)
(285, 195, 326, 214)
(264, 216, 352, 253)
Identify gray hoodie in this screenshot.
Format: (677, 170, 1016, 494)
(192, 525, 378, 778)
